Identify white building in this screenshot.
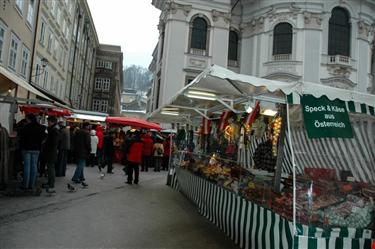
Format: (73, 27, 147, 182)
(148, 0, 375, 113)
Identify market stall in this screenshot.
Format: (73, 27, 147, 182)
(148, 65, 375, 249)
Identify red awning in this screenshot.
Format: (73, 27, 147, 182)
(20, 105, 72, 117)
(106, 116, 161, 131)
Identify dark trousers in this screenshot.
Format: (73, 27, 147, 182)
(162, 156, 170, 170)
(141, 156, 151, 172)
(89, 153, 96, 167)
(154, 157, 162, 172)
(55, 149, 67, 177)
(127, 162, 139, 183)
(97, 149, 103, 166)
(102, 154, 113, 173)
(46, 162, 55, 188)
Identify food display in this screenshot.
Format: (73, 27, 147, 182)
(178, 151, 375, 231)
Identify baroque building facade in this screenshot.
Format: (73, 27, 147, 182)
(148, 0, 375, 113)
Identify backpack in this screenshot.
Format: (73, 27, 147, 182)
(156, 147, 163, 155)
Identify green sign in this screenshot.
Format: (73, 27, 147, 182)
(301, 95, 353, 138)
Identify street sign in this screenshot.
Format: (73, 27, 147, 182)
(301, 95, 353, 138)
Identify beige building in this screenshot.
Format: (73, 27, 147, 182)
(92, 44, 123, 116)
(0, 0, 38, 100)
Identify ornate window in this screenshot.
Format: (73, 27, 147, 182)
(190, 17, 208, 52)
(328, 7, 350, 56)
(273, 23, 293, 55)
(228, 30, 239, 64)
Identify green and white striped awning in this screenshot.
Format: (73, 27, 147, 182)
(287, 93, 375, 116)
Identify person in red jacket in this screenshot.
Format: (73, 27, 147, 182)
(141, 132, 154, 172)
(96, 125, 104, 170)
(126, 131, 143, 184)
(162, 136, 172, 170)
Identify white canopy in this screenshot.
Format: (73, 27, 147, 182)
(148, 65, 375, 124)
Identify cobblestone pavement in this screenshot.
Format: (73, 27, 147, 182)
(0, 164, 238, 249)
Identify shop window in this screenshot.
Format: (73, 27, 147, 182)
(190, 17, 208, 52)
(273, 23, 293, 55)
(228, 30, 239, 61)
(328, 7, 351, 56)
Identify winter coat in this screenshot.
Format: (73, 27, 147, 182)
(74, 129, 91, 160)
(96, 126, 104, 149)
(59, 127, 70, 150)
(103, 135, 114, 156)
(44, 124, 61, 163)
(153, 143, 164, 157)
(127, 136, 143, 164)
(90, 131, 98, 154)
(19, 122, 46, 151)
(142, 135, 154, 156)
(163, 140, 172, 157)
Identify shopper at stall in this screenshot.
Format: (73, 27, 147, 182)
(18, 113, 46, 190)
(126, 131, 143, 184)
(141, 132, 154, 172)
(89, 129, 98, 167)
(55, 121, 70, 177)
(101, 130, 115, 174)
(162, 136, 172, 171)
(153, 138, 164, 172)
(43, 116, 60, 194)
(96, 125, 104, 167)
(71, 122, 91, 186)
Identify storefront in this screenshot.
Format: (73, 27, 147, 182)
(148, 65, 375, 249)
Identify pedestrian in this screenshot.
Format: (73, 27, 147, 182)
(126, 131, 143, 184)
(141, 132, 153, 172)
(55, 121, 70, 177)
(18, 113, 46, 190)
(43, 116, 60, 194)
(89, 129, 98, 167)
(162, 136, 172, 170)
(153, 138, 164, 172)
(96, 125, 104, 167)
(101, 130, 115, 174)
(71, 122, 91, 187)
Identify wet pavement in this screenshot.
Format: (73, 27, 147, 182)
(0, 164, 238, 249)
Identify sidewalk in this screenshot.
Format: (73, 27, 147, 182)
(0, 163, 164, 219)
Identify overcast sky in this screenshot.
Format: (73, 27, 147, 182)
(87, 0, 161, 69)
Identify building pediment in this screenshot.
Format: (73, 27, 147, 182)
(320, 77, 356, 90)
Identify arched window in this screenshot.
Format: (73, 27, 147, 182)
(190, 17, 208, 50)
(273, 23, 293, 55)
(328, 7, 350, 56)
(228, 30, 239, 61)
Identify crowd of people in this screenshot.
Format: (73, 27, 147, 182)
(16, 113, 173, 195)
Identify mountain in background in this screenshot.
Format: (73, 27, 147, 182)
(123, 65, 152, 92)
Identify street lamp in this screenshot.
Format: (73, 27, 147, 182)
(32, 57, 49, 78)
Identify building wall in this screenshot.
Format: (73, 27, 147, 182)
(92, 44, 123, 116)
(149, 0, 375, 112)
(0, 0, 37, 99)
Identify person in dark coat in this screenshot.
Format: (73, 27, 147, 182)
(126, 131, 143, 184)
(55, 121, 70, 177)
(18, 113, 46, 190)
(100, 130, 115, 173)
(71, 122, 91, 186)
(43, 116, 60, 193)
(162, 137, 172, 171)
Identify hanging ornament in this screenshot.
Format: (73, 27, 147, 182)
(272, 116, 282, 157)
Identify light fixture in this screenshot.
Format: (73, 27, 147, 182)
(246, 106, 253, 113)
(8, 87, 12, 94)
(185, 94, 216, 101)
(261, 109, 278, 116)
(161, 111, 179, 116)
(41, 58, 49, 68)
(187, 90, 216, 97)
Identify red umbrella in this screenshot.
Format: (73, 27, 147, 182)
(20, 105, 72, 117)
(106, 116, 161, 131)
